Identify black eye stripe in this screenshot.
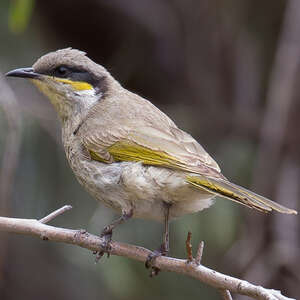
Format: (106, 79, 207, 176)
(39, 65, 107, 95)
(46, 66, 97, 86)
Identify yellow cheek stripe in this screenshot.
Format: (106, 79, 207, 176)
(55, 78, 93, 91)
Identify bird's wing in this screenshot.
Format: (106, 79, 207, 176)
(81, 121, 223, 179)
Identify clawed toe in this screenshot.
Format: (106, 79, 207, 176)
(93, 211, 134, 263)
(94, 227, 113, 262)
(145, 246, 168, 277)
(100, 225, 113, 238)
(145, 250, 162, 277)
(145, 202, 171, 276)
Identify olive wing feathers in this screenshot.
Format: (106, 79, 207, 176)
(82, 123, 223, 178)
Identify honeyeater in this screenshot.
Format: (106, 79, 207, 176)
(6, 48, 297, 270)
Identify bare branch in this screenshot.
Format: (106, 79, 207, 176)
(219, 289, 233, 300)
(195, 241, 204, 266)
(0, 213, 295, 300)
(39, 205, 73, 224)
(185, 231, 193, 262)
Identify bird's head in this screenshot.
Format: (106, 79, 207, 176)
(6, 48, 116, 121)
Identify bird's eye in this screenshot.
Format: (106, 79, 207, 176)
(55, 66, 69, 77)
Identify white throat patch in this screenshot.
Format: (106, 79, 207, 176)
(74, 88, 101, 111)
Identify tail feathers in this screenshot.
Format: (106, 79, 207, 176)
(186, 176, 298, 215)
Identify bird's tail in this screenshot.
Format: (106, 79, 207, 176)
(186, 175, 298, 214)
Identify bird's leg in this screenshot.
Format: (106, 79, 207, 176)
(145, 202, 171, 276)
(96, 209, 133, 260)
(160, 202, 170, 255)
(101, 209, 133, 239)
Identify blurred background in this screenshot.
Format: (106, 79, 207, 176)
(0, 0, 299, 299)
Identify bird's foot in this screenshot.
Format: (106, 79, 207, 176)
(94, 211, 134, 262)
(145, 244, 168, 277)
(94, 226, 113, 262)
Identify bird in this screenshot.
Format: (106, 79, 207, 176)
(6, 48, 297, 272)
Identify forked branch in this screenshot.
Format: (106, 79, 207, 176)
(0, 207, 295, 300)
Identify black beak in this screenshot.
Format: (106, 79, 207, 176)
(5, 67, 40, 79)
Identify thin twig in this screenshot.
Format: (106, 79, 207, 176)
(195, 241, 204, 265)
(0, 212, 295, 300)
(219, 289, 233, 300)
(39, 205, 73, 224)
(185, 231, 193, 262)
